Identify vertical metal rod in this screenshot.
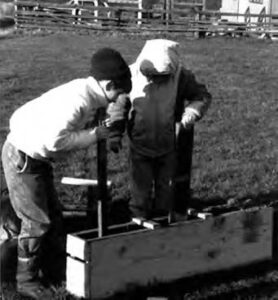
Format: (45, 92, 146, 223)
(97, 108, 108, 237)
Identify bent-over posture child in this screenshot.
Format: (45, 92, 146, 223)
(127, 39, 211, 221)
(1, 48, 131, 299)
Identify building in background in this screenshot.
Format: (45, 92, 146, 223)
(217, 0, 278, 23)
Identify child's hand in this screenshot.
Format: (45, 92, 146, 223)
(95, 126, 109, 141)
(181, 120, 194, 130)
(103, 118, 112, 128)
(181, 108, 199, 129)
(107, 95, 131, 123)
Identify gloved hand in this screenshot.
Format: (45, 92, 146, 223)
(95, 125, 109, 141)
(181, 107, 200, 130)
(107, 95, 131, 124)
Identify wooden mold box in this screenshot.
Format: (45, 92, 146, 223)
(66, 206, 273, 299)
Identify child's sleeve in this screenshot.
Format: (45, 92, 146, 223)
(43, 104, 100, 152)
(175, 68, 212, 127)
(45, 128, 98, 152)
(107, 94, 131, 153)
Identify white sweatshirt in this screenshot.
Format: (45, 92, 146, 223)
(7, 76, 108, 161)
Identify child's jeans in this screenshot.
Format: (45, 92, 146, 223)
(1, 140, 64, 260)
(129, 148, 175, 219)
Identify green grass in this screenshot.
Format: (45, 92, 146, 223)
(0, 31, 278, 299)
(1, 32, 277, 208)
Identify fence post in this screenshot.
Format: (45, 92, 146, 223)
(269, 0, 273, 30)
(170, 0, 173, 21)
(202, 0, 206, 11)
(72, 7, 78, 25)
(137, 0, 142, 26)
(93, 0, 98, 23)
(194, 10, 200, 38)
(165, 0, 171, 28)
(14, 0, 18, 30)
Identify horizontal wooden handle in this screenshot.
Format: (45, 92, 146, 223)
(61, 177, 112, 187)
(132, 217, 160, 230)
(187, 208, 212, 220)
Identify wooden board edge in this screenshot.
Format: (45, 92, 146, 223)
(67, 234, 87, 260)
(66, 256, 89, 299)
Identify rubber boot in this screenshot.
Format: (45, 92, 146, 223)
(16, 255, 55, 299)
(0, 238, 18, 282)
(40, 220, 67, 288)
(41, 250, 66, 288)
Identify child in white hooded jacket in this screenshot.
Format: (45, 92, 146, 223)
(127, 39, 211, 220)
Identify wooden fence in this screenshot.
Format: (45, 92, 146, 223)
(14, 0, 278, 37)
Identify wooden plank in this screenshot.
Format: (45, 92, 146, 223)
(83, 207, 273, 299)
(187, 208, 213, 220)
(67, 234, 87, 260)
(132, 217, 161, 230)
(66, 256, 89, 299)
(61, 177, 112, 187)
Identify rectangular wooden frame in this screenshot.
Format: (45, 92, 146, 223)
(66, 206, 273, 299)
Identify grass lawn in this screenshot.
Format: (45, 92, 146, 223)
(0, 31, 277, 207)
(0, 31, 278, 299)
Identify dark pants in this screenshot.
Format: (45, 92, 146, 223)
(129, 148, 176, 219)
(1, 140, 65, 279)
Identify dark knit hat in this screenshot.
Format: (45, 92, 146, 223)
(90, 48, 131, 82)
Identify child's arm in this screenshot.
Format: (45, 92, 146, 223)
(107, 94, 131, 153)
(175, 68, 212, 128)
(44, 126, 109, 152)
(43, 105, 109, 152)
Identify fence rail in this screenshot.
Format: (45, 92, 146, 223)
(14, 0, 278, 37)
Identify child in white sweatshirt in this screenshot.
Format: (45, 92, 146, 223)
(127, 39, 211, 221)
(1, 48, 131, 299)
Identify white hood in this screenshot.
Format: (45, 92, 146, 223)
(134, 39, 180, 76)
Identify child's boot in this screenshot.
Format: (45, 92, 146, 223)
(41, 250, 66, 288)
(17, 255, 54, 299)
(0, 237, 18, 282)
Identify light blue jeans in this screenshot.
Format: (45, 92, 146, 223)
(1, 140, 65, 271)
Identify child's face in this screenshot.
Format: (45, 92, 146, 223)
(105, 86, 125, 103)
(100, 80, 126, 103)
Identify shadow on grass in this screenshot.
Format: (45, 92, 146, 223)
(0, 17, 15, 28)
(179, 261, 278, 300)
(191, 190, 278, 216)
(106, 261, 278, 300)
(0, 17, 15, 39)
(2, 261, 278, 300)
